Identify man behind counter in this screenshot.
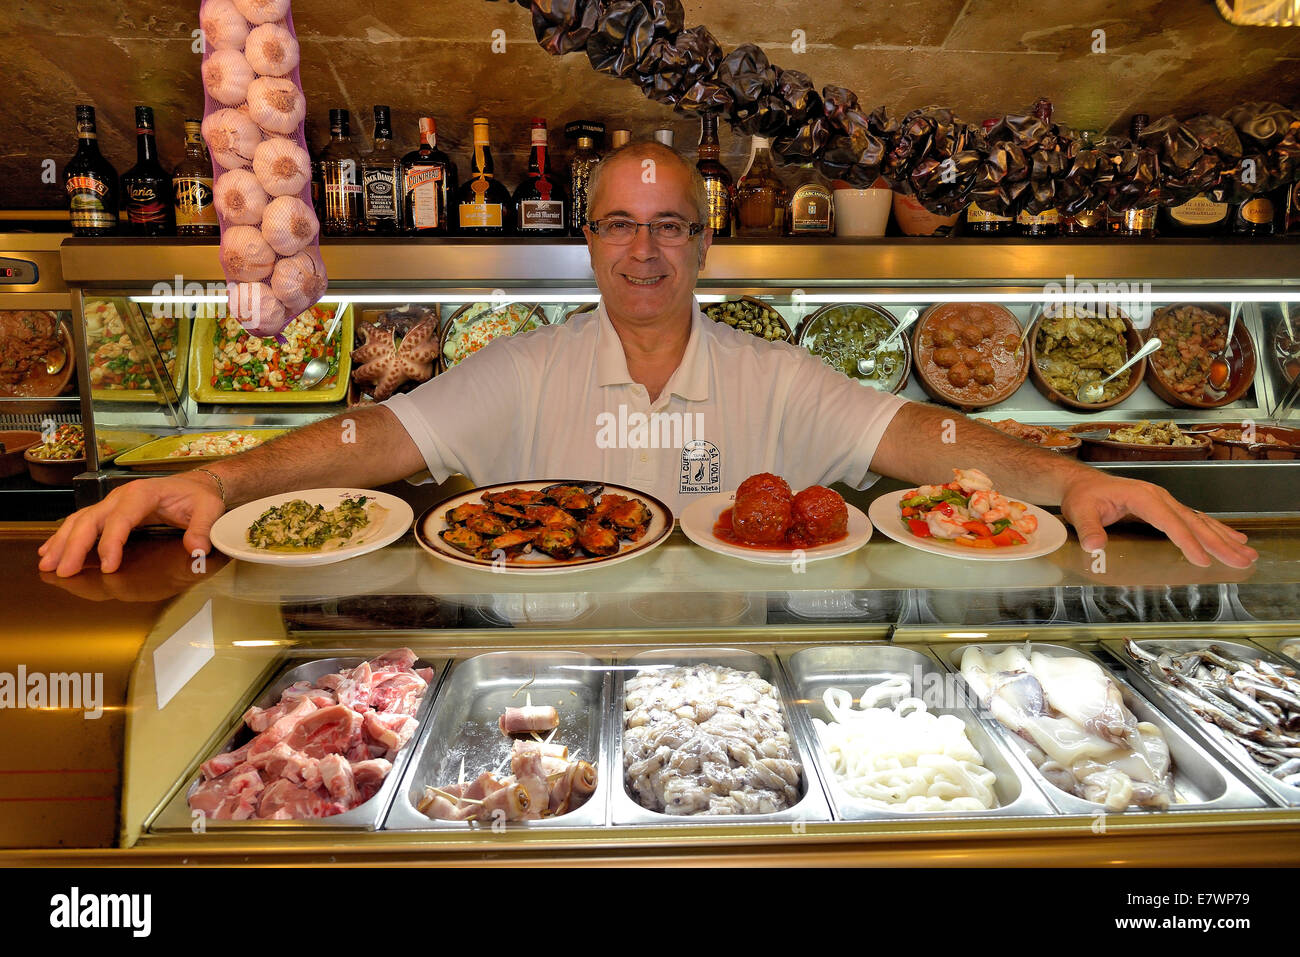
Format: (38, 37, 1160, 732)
(39, 142, 1256, 576)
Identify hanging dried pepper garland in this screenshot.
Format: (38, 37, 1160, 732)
(489, 0, 1299, 217)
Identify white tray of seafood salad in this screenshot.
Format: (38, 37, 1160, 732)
(210, 488, 414, 567)
(867, 468, 1067, 562)
(611, 648, 831, 825)
(415, 480, 673, 575)
(938, 641, 1265, 815)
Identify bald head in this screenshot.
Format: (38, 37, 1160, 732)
(585, 140, 709, 225)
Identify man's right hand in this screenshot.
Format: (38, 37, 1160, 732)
(37, 471, 227, 578)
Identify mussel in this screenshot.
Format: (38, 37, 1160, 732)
(440, 526, 486, 558)
(535, 526, 579, 560)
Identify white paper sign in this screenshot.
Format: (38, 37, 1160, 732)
(153, 600, 215, 710)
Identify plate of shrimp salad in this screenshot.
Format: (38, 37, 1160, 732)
(868, 468, 1067, 561)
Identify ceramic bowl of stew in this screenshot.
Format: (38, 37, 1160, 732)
(1203, 425, 1300, 461)
(1144, 303, 1256, 409)
(1029, 305, 1146, 412)
(912, 303, 1028, 412)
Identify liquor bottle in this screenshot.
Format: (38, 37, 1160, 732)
(565, 120, 604, 235)
(1061, 130, 1106, 236)
(734, 136, 787, 237)
(654, 128, 675, 148)
(172, 119, 218, 236)
(1016, 102, 1060, 238)
(1284, 180, 1300, 235)
(401, 117, 458, 236)
(1231, 190, 1277, 236)
(513, 118, 568, 237)
(966, 119, 1014, 236)
(316, 108, 364, 236)
(456, 117, 512, 235)
(65, 106, 119, 236)
(1160, 186, 1229, 236)
(1109, 113, 1157, 237)
(609, 129, 631, 150)
(696, 114, 734, 236)
(361, 105, 402, 234)
(120, 106, 173, 236)
(784, 163, 834, 236)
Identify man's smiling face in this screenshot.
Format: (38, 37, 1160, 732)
(584, 148, 712, 325)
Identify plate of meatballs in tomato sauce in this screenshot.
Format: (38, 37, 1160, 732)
(679, 472, 873, 564)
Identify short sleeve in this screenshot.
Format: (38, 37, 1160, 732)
(775, 348, 909, 489)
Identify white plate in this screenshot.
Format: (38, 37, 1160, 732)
(210, 488, 414, 567)
(867, 489, 1067, 562)
(415, 480, 673, 575)
(679, 490, 872, 565)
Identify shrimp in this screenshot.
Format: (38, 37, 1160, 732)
(914, 484, 947, 498)
(1013, 514, 1038, 535)
(926, 512, 970, 539)
(969, 489, 1012, 521)
(953, 467, 994, 494)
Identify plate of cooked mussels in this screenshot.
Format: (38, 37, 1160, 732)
(414, 480, 674, 575)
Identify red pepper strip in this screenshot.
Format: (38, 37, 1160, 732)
(907, 519, 932, 538)
(962, 521, 993, 538)
(990, 528, 1027, 547)
(955, 536, 997, 548)
(901, 506, 916, 517)
(935, 502, 954, 517)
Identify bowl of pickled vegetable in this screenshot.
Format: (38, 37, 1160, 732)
(797, 303, 911, 393)
(702, 297, 793, 343)
(24, 424, 119, 485)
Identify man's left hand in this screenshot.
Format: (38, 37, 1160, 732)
(1061, 473, 1257, 568)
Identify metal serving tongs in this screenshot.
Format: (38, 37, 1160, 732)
(856, 307, 919, 377)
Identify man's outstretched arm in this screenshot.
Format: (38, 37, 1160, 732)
(38, 404, 426, 577)
(870, 401, 1256, 568)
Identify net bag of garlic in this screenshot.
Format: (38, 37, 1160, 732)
(200, 0, 326, 337)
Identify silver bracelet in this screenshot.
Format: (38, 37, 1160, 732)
(192, 468, 227, 508)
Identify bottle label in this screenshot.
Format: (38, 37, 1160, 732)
(1120, 207, 1156, 230)
(363, 169, 399, 219)
(1169, 194, 1227, 226)
(459, 202, 503, 228)
(519, 200, 564, 230)
(174, 176, 217, 227)
(1016, 207, 1060, 226)
(406, 165, 443, 230)
(531, 128, 547, 147)
(704, 179, 731, 231)
(67, 175, 115, 229)
(967, 202, 1010, 224)
(127, 183, 169, 226)
(1241, 197, 1273, 224)
(790, 184, 833, 232)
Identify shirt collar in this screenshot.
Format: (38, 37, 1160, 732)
(593, 298, 711, 403)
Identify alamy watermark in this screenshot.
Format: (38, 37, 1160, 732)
(595, 404, 706, 449)
(1041, 274, 1154, 329)
(0, 665, 103, 719)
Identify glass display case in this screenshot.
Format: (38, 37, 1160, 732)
(60, 237, 1300, 512)
(31, 236, 1300, 863)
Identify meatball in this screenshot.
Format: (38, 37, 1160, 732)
(959, 324, 984, 346)
(736, 472, 792, 503)
(960, 347, 982, 366)
(933, 346, 960, 369)
(933, 325, 958, 348)
(731, 490, 792, 545)
(947, 362, 972, 388)
(973, 360, 997, 386)
(789, 485, 848, 547)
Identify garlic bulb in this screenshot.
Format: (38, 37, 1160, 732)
(202, 49, 255, 107)
(220, 225, 276, 282)
(231, 0, 290, 26)
(246, 77, 305, 136)
(252, 137, 311, 196)
(244, 23, 299, 77)
(271, 251, 328, 316)
(214, 169, 268, 225)
(226, 282, 286, 335)
(202, 108, 261, 170)
(262, 195, 319, 257)
(200, 0, 250, 51)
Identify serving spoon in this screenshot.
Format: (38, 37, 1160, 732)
(1075, 336, 1162, 404)
(1203, 301, 1241, 396)
(297, 310, 344, 389)
(857, 307, 919, 377)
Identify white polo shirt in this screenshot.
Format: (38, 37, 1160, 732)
(384, 299, 908, 516)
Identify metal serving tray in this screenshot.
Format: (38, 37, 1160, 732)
(781, 645, 1055, 821)
(1099, 637, 1300, 809)
(610, 647, 831, 826)
(151, 655, 443, 832)
(385, 650, 611, 830)
(936, 642, 1265, 815)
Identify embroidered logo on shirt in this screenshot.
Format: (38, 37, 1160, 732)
(680, 439, 721, 494)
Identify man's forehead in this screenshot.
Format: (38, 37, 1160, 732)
(590, 153, 693, 214)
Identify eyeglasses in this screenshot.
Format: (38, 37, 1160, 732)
(587, 217, 705, 246)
